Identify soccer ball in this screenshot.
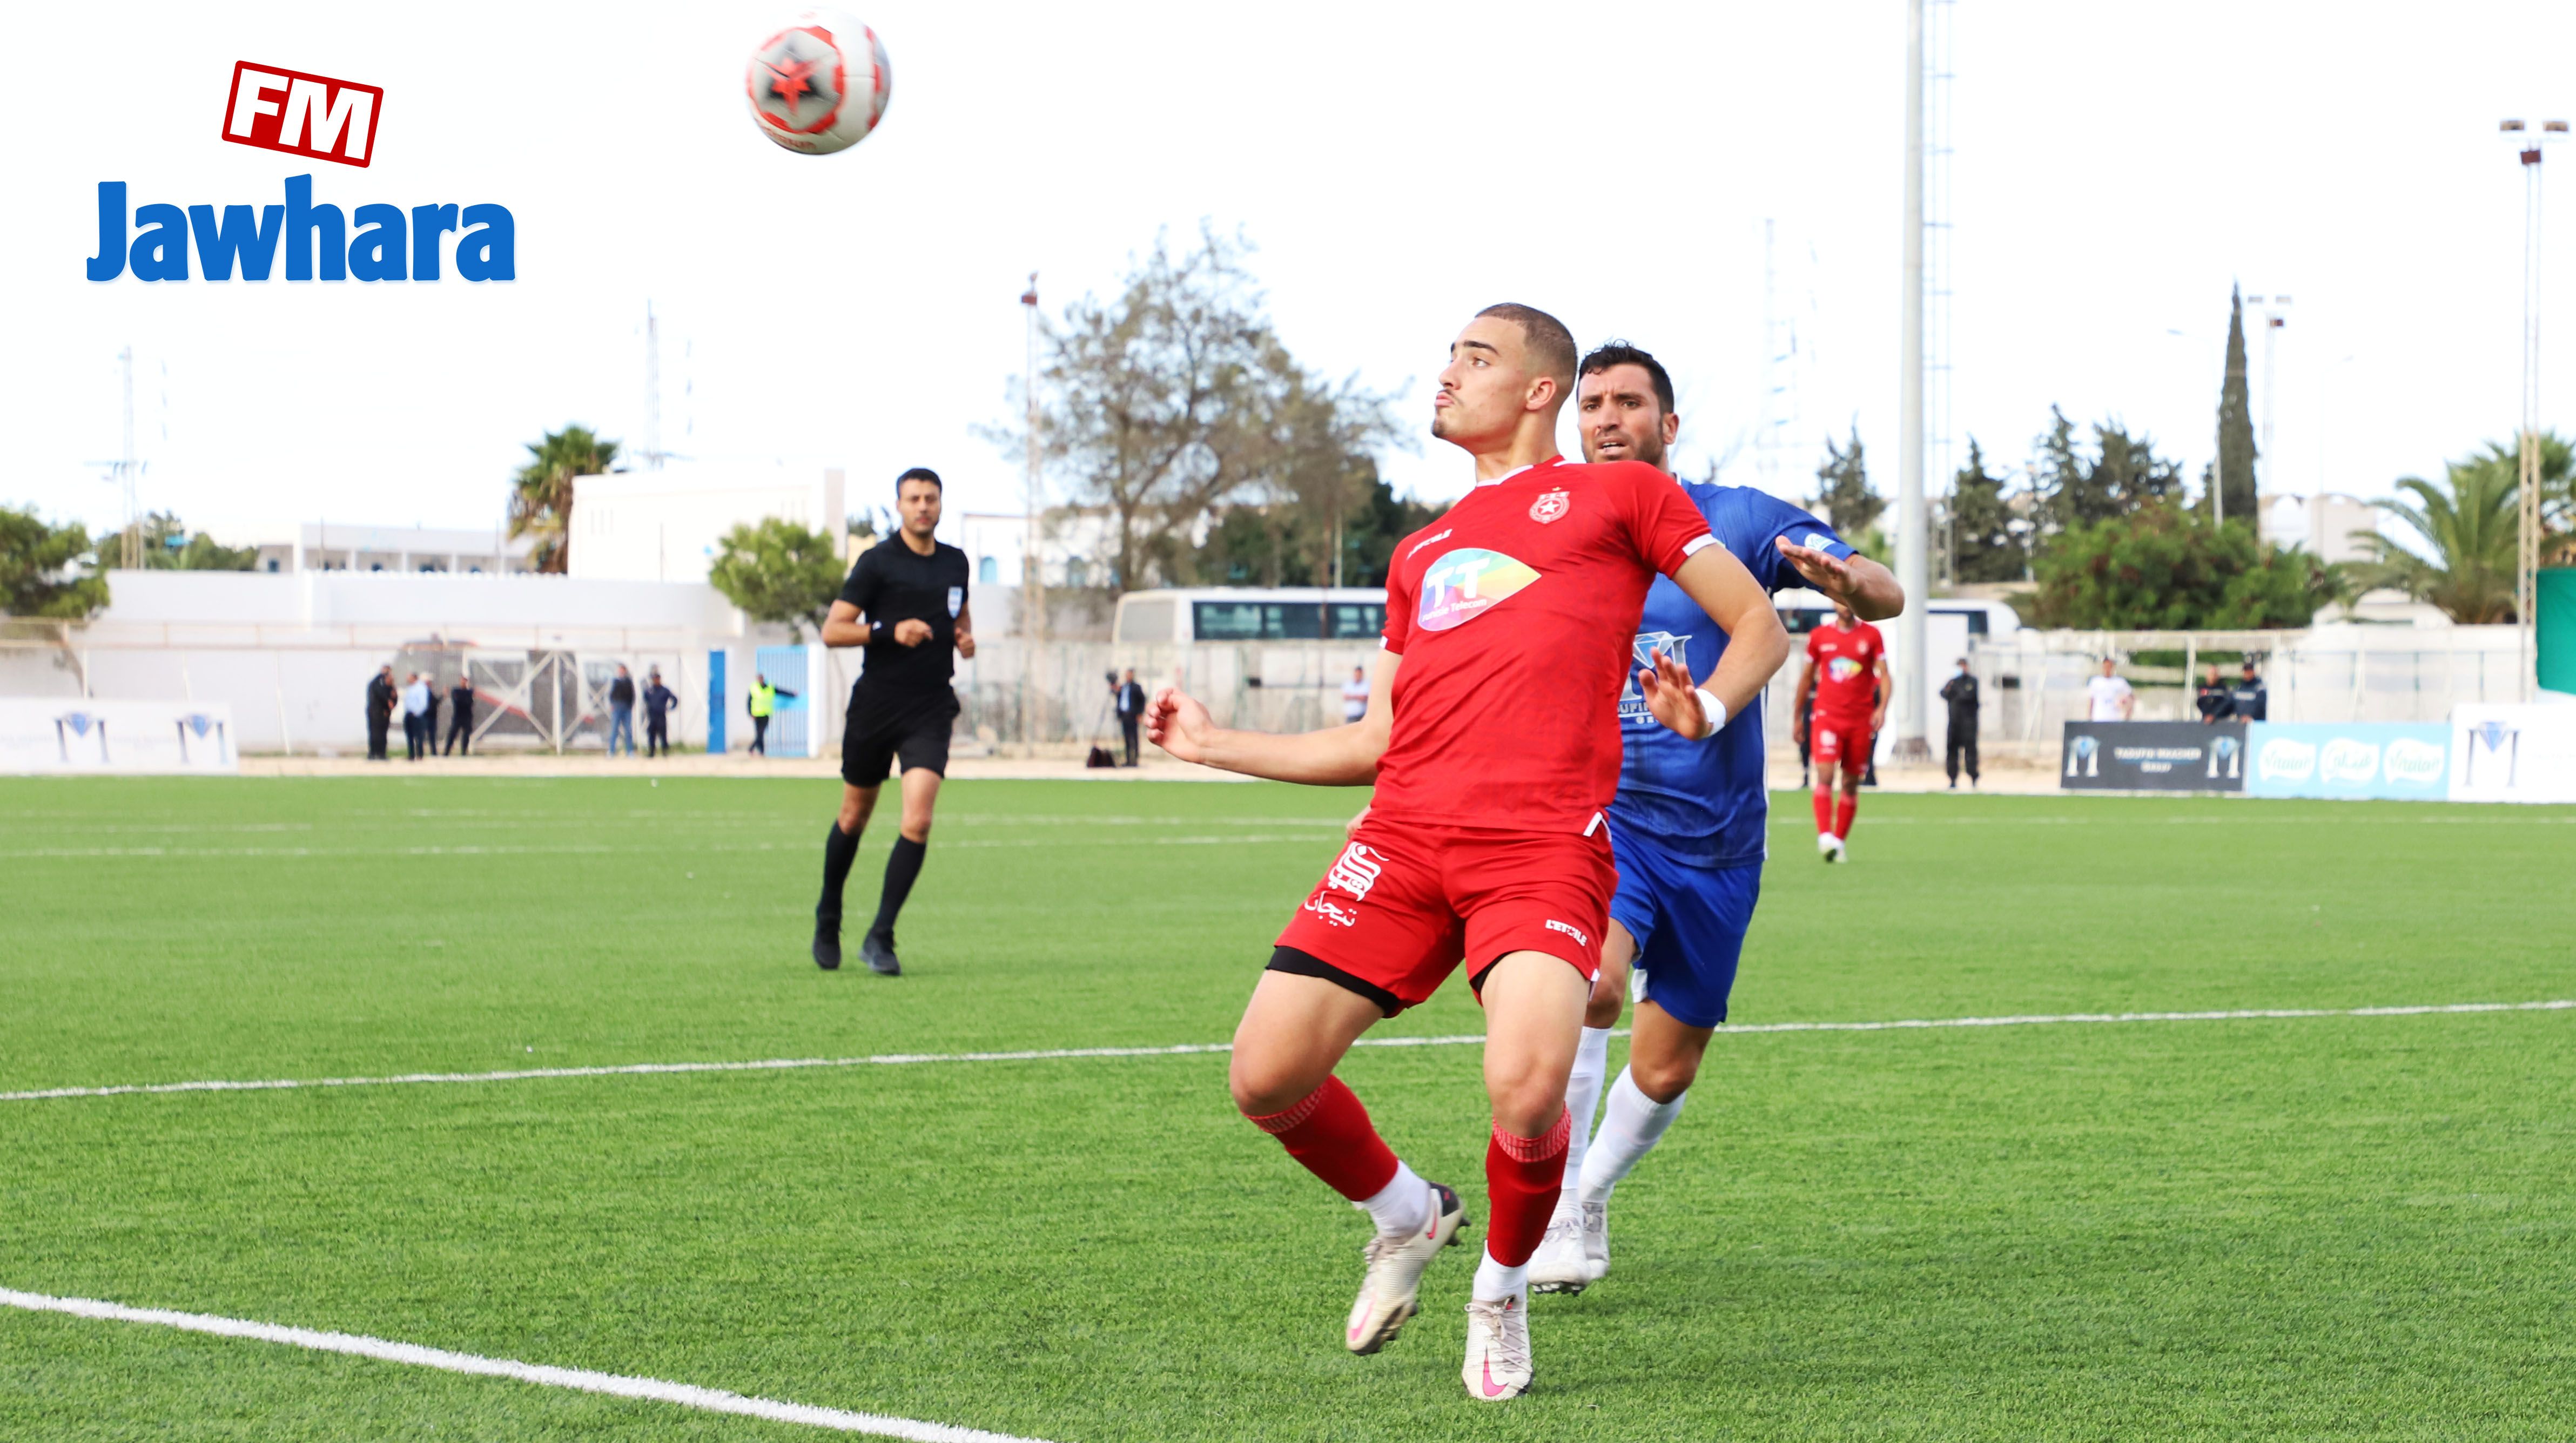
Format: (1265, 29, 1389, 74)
(745, 10, 892, 156)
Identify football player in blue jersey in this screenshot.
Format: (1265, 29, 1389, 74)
(1525, 342, 1903, 1292)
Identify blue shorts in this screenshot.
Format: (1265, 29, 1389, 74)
(1606, 827, 1761, 1029)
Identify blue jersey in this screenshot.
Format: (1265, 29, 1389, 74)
(1608, 483, 1852, 867)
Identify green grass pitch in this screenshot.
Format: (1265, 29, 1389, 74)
(3, 776, 2573, 1440)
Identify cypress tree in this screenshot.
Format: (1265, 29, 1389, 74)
(2214, 286, 2258, 525)
(1948, 439, 2025, 582)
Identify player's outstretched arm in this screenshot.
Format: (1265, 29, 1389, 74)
(1667, 546, 1793, 729)
(819, 600, 869, 649)
(1146, 651, 1398, 785)
(954, 601, 976, 659)
(1774, 539, 1905, 622)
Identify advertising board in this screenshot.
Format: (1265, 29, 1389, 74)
(2246, 723, 2451, 801)
(0, 700, 239, 775)
(2060, 722, 2246, 791)
(2450, 703, 2576, 804)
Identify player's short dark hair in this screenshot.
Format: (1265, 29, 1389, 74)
(895, 467, 943, 493)
(1475, 302, 1577, 388)
(1578, 341, 1675, 415)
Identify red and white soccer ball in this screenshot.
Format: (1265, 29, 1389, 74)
(745, 10, 892, 156)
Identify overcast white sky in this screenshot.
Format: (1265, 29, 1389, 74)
(6, 1, 2575, 546)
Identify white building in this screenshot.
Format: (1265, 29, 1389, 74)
(2261, 492, 2381, 565)
(569, 467, 846, 584)
(237, 523, 536, 575)
(954, 507, 1129, 591)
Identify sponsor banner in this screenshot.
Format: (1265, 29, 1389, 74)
(2060, 722, 2246, 792)
(2246, 723, 2450, 800)
(2451, 703, 2576, 805)
(0, 700, 239, 775)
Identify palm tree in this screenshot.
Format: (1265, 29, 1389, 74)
(509, 426, 618, 574)
(2345, 453, 2520, 623)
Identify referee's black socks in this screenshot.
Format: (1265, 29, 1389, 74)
(818, 821, 862, 930)
(870, 836, 927, 942)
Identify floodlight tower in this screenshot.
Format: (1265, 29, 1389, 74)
(1892, 0, 1932, 763)
(2504, 118, 2565, 701)
(2244, 293, 2291, 512)
(1020, 273, 1045, 751)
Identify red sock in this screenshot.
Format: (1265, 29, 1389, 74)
(1245, 1076, 1399, 1202)
(1835, 793, 1858, 839)
(1812, 788, 1834, 835)
(1483, 1109, 1571, 1267)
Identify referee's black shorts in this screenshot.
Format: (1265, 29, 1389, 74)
(842, 688, 959, 786)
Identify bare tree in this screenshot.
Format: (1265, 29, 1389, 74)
(987, 226, 1283, 591)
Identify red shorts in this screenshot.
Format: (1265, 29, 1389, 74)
(1811, 716, 1874, 776)
(1272, 814, 1615, 1016)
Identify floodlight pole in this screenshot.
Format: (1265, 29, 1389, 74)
(1021, 274, 1045, 753)
(2505, 120, 2562, 702)
(1892, 0, 1930, 763)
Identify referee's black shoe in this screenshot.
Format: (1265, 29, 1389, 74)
(812, 920, 842, 972)
(860, 930, 902, 977)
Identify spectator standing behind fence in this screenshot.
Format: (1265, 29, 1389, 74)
(1940, 657, 1980, 789)
(747, 673, 792, 755)
(2229, 659, 2268, 722)
(2086, 657, 2135, 722)
(643, 668, 680, 758)
(1340, 665, 1370, 724)
(446, 671, 476, 754)
(1114, 669, 1147, 767)
(2195, 664, 2234, 724)
(365, 665, 396, 761)
(401, 672, 433, 761)
(608, 665, 638, 757)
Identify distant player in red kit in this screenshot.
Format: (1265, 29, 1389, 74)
(1791, 601, 1888, 862)
(1147, 304, 1789, 1400)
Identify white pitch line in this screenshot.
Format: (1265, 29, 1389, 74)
(5, 1002, 2569, 1105)
(0, 1288, 1047, 1442)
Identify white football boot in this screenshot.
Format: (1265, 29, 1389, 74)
(1578, 1198, 1610, 1285)
(1526, 1201, 1589, 1294)
(1344, 1179, 1467, 1354)
(1462, 1294, 1535, 1400)
(1817, 832, 1839, 861)
(1824, 834, 1848, 864)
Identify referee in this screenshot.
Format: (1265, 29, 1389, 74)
(813, 467, 974, 975)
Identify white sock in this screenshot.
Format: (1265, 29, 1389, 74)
(1355, 1159, 1429, 1237)
(1577, 1067, 1687, 1207)
(1471, 1246, 1529, 1303)
(1556, 1026, 1613, 1213)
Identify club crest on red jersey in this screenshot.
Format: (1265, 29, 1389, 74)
(1529, 489, 1570, 524)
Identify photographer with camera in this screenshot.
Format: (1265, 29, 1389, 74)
(1113, 668, 1148, 767)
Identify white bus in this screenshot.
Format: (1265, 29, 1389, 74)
(1112, 588, 1390, 645)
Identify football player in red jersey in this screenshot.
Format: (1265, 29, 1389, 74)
(1147, 303, 1790, 1401)
(1791, 602, 1889, 862)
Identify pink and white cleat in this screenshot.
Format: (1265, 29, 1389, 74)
(1343, 1180, 1467, 1354)
(1462, 1294, 1534, 1400)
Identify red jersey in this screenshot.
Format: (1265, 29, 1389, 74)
(1373, 455, 1717, 833)
(1805, 620, 1885, 724)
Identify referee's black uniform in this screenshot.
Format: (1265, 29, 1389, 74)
(815, 532, 970, 976)
(837, 535, 970, 785)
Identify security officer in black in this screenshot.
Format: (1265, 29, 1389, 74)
(2229, 659, 2269, 723)
(1938, 657, 1980, 788)
(812, 467, 973, 976)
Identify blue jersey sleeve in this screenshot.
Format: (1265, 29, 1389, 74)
(1713, 489, 1851, 595)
